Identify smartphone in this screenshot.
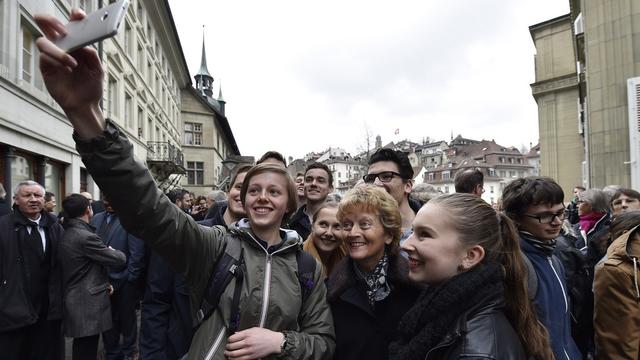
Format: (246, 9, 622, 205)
(53, 0, 129, 53)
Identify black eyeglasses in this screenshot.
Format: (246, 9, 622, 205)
(523, 210, 566, 224)
(363, 171, 403, 184)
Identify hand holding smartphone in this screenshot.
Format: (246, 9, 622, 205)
(53, 0, 129, 52)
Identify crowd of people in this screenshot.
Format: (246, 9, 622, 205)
(2, 7, 640, 360)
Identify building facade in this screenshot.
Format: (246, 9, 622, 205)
(179, 36, 240, 195)
(0, 0, 190, 211)
(532, 0, 640, 191)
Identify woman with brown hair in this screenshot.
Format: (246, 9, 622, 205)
(327, 185, 422, 360)
(303, 202, 346, 277)
(389, 193, 553, 360)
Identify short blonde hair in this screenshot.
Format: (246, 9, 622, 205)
(337, 185, 402, 256)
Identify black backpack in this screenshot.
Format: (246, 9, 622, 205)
(193, 231, 317, 332)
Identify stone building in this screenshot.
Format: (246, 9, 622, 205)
(180, 35, 240, 195)
(423, 136, 533, 206)
(531, 0, 640, 192)
(0, 0, 190, 211)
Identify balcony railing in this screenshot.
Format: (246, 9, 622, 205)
(147, 141, 184, 166)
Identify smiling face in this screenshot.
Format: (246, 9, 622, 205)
(295, 175, 305, 197)
(402, 203, 467, 284)
(341, 209, 391, 272)
(367, 161, 411, 206)
(244, 172, 290, 231)
(227, 172, 247, 219)
(304, 168, 332, 203)
(312, 207, 342, 254)
(518, 203, 565, 241)
(14, 184, 45, 220)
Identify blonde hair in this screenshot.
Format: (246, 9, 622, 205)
(337, 185, 402, 256)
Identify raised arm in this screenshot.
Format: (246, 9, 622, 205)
(35, 9, 226, 287)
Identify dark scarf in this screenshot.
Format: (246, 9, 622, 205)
(520, 231, 556, 256)
(353, 252, 391, 306)
(388, 263, 504, 360)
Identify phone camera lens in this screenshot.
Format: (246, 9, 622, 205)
(101, 11, 109, 21)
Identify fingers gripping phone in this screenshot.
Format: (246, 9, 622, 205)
(53, 0, 129, 53)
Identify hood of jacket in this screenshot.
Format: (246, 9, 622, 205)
(230, 218, 303, 250)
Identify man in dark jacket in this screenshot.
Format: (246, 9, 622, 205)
(91, 197, 146, 360)
(59, 193, 126, 360)
(502, 177, 582, 360)
(286, 162, 333, 239)
(0, 180, 64, 360)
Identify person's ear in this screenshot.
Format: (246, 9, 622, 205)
(461, 245, 485, 270)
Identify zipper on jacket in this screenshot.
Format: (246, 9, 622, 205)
(549, 257, 572, 360)
(259, 254, 273, 328)
(244, 232, 298, 328)
(424, 332, 460, 359)
(548, 257, 568, 313)
(204, 326, 227, 360)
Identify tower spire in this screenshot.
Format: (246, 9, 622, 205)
(194, 26, 214, 97)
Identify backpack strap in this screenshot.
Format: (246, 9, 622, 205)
(522, 254, 538, 300)
(296, 249, 317, 305)
(193, 232, 243, 329)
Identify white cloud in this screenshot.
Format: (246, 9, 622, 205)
(169, 0, 570, 159)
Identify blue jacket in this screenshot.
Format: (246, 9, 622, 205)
(520, 237, 582, 360)
(90, 211, 145, 283)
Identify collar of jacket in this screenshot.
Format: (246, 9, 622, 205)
(327, 253, 417, 311)
(12, 206, 56, 228)
(519, 231, 556, 256)
(63, 217, 96, 232)
(230, 218, 303, 252)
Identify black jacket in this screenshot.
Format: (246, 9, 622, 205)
(286, 205, 312, 240)
(389, 264, 527, 360)
(59, 218, 126, 337)
(0, 198, 11, 217)
(327, 254, 421, 360)
(0, 209, 64, 331)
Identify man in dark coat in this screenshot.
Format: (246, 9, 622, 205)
(59, 193, 126, 360)
(91, 197, 146, 360)
(0, 180, 64, 360)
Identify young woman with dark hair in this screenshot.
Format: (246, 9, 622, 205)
(390, 193, 553, 360)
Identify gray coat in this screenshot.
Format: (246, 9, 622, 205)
(58, 218, 126, 337)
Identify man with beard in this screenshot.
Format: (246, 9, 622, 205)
(0, 181, 64, 360)
(287, 163, 333, 239)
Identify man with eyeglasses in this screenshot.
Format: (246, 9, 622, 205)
(365, 149, 421, 243)
(501, 177, 582, 360)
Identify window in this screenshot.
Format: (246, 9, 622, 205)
(444, 186, 449, 193)
(499, 170, 506, 177)
(124, 22, 132, 56)
(137, 106, 144, 138)
(509, 170, 517, 177)
(124, 92, 133, 129)
(20, 24, 44, 90)
(137, 43, 144, 71)
(488, 168, 495, 177)
(108, 76, 119, 119)
(490, 186, 494, 194)
(499, 157, 505, 163)
(186, 161, 204, 185)
(78, 0, 93, 13)
(147, 61, 153, 84)
(184, 122, 202, 145)
(442, 171, 450, 180)
(155, 126, 160, 142)
(428, 173, 435, 181)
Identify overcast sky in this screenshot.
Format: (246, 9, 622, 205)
(168, 1, 570, 160)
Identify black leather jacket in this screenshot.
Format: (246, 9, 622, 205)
(424, 292, 527, 359)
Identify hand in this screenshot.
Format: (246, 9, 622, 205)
(34, 8, 106, 140)
(224, 327, 284, 360)
(107, 283, 114, 296)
